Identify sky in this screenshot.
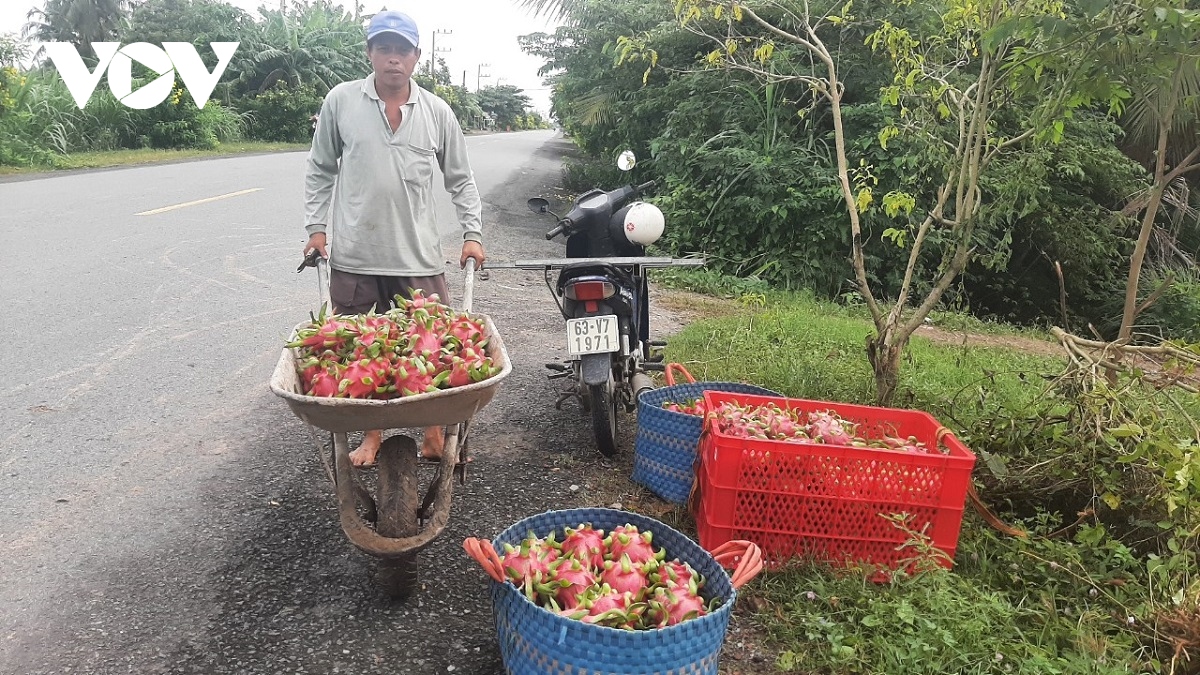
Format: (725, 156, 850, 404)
(0, 0, 562, 115)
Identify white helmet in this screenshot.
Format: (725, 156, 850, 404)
(622, 201, 665, 246)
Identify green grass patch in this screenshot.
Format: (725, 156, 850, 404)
(0, 141, 309, 175)
(662, 293, 1064, 431)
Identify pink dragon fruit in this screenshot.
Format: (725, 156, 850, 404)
(307, 363, 344, 397)
(393, 356, 439, 396)
(560, 524, 607, 572)
(580, 586, 648, 630)
(406, 317, 447, 361)
(447, 315, 486, 344)
(338, 359, 388, 398)
(501, 535, 560, 588)
(654, 560, 703, 591)
(606, 525, 663, 566)
(646, 585, 708, 627)
(600, 554, 654, 598)
(807, 410, 856, 445)
(540, 558, 597, 610)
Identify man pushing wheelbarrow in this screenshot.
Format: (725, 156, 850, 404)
(302, 8, 487, 467)
(271, 10, 509, 599)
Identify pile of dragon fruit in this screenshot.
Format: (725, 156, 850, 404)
(288, 291, 501, 399)
(661, 397, 705, 417)
(708, 401, 935, 454)
(500, 523, 717, 630)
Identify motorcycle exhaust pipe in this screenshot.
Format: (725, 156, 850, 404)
(632, 372, 656, 401)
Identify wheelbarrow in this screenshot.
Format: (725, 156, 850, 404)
(270, 254, 511, 598)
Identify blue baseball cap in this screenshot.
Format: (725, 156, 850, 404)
(367, 10, 419, 47)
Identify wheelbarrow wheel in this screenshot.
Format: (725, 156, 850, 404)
(375, 435, 420, 600)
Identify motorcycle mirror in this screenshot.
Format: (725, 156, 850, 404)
(617, 150, 637, 172)
(527, 197, 551, 214)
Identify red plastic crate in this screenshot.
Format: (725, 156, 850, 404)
(692, 391, 976, 570)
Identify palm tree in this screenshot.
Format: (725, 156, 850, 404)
(230, 0, 367, 96)
(1106, 9, 1200, 341)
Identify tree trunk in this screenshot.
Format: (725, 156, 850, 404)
(1118, 180, 1168, 342)
(867, 329, 905, 406)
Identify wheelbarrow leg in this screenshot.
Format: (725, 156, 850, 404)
(375, 435, 420, 599)
(332, 432, 377, 523)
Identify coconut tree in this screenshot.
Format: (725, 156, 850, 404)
(229, 0, 367, 96)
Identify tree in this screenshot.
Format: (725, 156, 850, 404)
(121, 0, 253, 51)
(229, 0, 367, 96)
(1095, 2, 1200, 342)
(25, 0, 131, 57)
(477, 84, 534, 129)
(670, 0, 1107, 403)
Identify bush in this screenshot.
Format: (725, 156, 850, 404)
(240, 82, 323, 144)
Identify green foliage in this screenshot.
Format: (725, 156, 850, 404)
(1099, 265, 1200, 341)
(959, 114, 1148, 327)
(242, 81, 322, 143)
(476, 85, 537, 130)
(227, 0, 368, 96)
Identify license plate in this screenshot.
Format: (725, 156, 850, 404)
(566, 316, 619, 356)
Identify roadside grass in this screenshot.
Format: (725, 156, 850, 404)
(661, 293, 1063, 429)
(0, 141, 309, 175)
(618, 279, 1185, 674)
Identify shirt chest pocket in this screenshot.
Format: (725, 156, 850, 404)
(400, 144, 437, 186)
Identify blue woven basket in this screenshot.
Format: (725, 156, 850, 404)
(488, 508, 738, 675)
(633, 366, 780, 504)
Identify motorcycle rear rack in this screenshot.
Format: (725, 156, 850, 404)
(485, 256, 706, 271)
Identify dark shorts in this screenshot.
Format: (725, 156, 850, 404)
(329, 269, 451, 315)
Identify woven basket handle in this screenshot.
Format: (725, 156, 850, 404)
(710, 540, 764, 589)
(463, 537, 507, 583)
(664, 362, 697, 386)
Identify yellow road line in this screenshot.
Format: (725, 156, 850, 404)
(136, 188, 263, 216)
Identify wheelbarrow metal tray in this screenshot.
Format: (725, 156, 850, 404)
(269, 314, 511, 432)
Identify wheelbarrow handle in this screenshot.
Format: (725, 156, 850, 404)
(462, 258, 477, 314)
(711, 540, 764, 589)
(463, 537, 507, 583)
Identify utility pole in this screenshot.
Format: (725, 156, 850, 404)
(428, 29, 452, 80)
(476, 63, 490, 91)
(462, 70, 467, 88)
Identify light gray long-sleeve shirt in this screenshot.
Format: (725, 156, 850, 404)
(304, 74, 483, 276)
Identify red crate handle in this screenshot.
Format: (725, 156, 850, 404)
(463, 537, 507, 583)
(710, 540, 764, 589)
(665, 362, 697, 386)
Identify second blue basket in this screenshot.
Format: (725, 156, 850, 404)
(632, 364, 780, 504)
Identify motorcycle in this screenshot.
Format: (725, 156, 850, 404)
(490, 151, 704, 456)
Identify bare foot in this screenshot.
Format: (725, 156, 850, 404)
(419, 426, 444, 460)
(349, 430, 383, 467)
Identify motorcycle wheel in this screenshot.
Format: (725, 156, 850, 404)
(589, 378, 619, 457)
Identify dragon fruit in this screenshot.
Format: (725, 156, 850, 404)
(807, 410, 856, 445)
(606, 525, 662, 566)
(561, 524, 607, 571)
(393, 356, 439, 396)
(476, 523, 716, 631)
(338, 359, 388, 398)
(307, 363, 344, 398)
(646, 585, 708, 627)
(540, 558, 597, 610)
(501, 535, 560, 588)
(600, 554, 654, 598)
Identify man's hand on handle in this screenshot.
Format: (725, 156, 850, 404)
(305, 232, 329, 259)
(461, 241, 486, 270)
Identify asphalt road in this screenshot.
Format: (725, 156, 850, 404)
(0, 129, 703, 674)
